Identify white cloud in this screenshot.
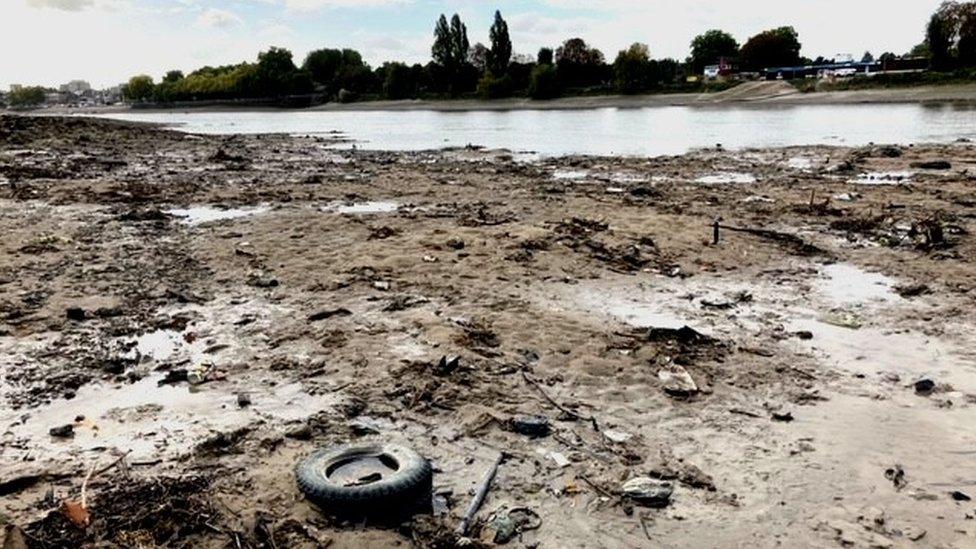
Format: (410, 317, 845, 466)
(26, 0, 95, 11)
(283, 0, 409, 11)
(195, 8, 244, 29)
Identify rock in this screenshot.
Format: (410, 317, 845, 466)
(914, 379, 935, 395)
(885, 465, 907, 490)
(511, 415, 550, 438)
(446, 238, 465, 250)
(771, 411, 794, 422)
(65, 307, 86, 321)
(622, 477, 673, 508)
(307, 308, 352, 322)
(603, 430, 633, 443)
(434, 355, 460, 376)
(158, 369, 188, 386)
(658, 364, 698, 398)
(548, 451, 570, 468)
(49, 424, 75, 438)
(247, 274, 279, 288)
(237, 393, 252, 407)
(910, 160, 951, 170)
(285, 425, 312, 440)
(794, 330, 814, 340)
(951, 490, 972, 501)
(348, 419, 380, 436)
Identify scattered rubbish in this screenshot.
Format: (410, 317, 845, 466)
(296, 443, 433, 518)
(833, 192, 860, 202)
(187, 361, 214, 385)
(914, 379, 936, 395)
(307, 308, 352, 322)
(622, 477, 673, 508)
(511, 415, 550, 438)
(885, 465, 907, 490)
(480, 506, 542, 544)
(850, 171, 913, 185)
(658, 364, 699, 398)
(548, 451, 571, 468)
(49, 424, 75, 438)
(458, 452, 506, 535)
(818, 312, 863, 330)
(741, 195, 775, 203)
(435, 356, 460, 376)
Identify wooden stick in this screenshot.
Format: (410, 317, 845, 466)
(521, 371, 599, 431)
(80, 463, 96, 509)
(457, 452, 505, 536)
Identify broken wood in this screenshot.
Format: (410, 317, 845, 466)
(521, 371, 600, 431)
(717, 224, 824, 256)
(457, 451, 505, 536)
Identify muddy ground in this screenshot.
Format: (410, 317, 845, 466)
(1, 114, 975, 548)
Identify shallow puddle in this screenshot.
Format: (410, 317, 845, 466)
(817, 263, 898, 306)
(786, 157, 813, 170)
(694, 172, 757, 184)
(551, 169, 589, 181)
(167, 205, 269, 225)
(326, 201, 399, 214)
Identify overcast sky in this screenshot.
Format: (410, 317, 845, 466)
(2, 0, 943, 89)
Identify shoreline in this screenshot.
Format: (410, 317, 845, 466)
(21, 82, 976, 115)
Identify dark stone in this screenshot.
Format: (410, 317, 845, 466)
(772, 411, 794, 422)
(65, 307, 86, 321)
(49, 424, 75, 438)
(511, 415, 550, 438)
(237, 393, 252, 407)
(794, 331, 814, 340)
(307, 308, 352, 322)
(951, 491, 972, 501)
(910, 160, 952, 170)
(446, 238, 465, 250)
(434, 355, 460, 376)
(914, 379, 936, 395)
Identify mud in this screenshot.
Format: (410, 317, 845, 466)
(2, 115, 976, 548)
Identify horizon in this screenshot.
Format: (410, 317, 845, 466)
(2, 0, 944, 89)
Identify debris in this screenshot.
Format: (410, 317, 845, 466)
(157, 368, 188, 386)
(894, 284, 930, 298)
(187, 361, 214, 385)
(435, 355, 461, 376)
(307, 308, 352, 322)
(914, 379, 936, 395)
(65, 307, 86, 321)
(237, 393, 252, 407)
(603, 430, 633, 443)
(910, 160, 951, 170)
(247, 274, 279, 288)
(771, 411, 794, 422)
(548, 451, 571, 468)
(794, 331, 814, 340)
(60, 501, 90, 529)
(458, 452, 505, 535)
(885, 465, 907, 490)
(951, 491, 972, 501)
(819, 312, 862, 330)
(658, 364, 699, 398)
(49, 424, 75, 438)
(622, 477, 673, 508)
(446, 237, 465, 250)
(511, 415, 550, 438)
(481, 507, 542, 544)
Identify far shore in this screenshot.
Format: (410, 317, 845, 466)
(21, 82, 976, 116)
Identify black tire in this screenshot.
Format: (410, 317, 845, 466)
(296, 443, 433, 518)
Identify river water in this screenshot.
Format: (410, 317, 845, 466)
(99, 103, 976, 157)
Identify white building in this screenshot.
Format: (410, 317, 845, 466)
(59, 80, 92, 95)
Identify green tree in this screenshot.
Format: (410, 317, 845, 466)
(613, 43, 651, 94)
(382, 62, 416, 99)
(690, 30, 739, 73)
(304, 49, 344, 86)
(163, 70, 184, 83)
(469, 43, 489, 73)
(739, 26, 802, 71)
(927, 9, 956, 69)
(123, 75, 155, 102)
(861, 51, 875, 63)
(8, 86, 46, 107)
(537, 47, 554, 65)
(488, 10, 512, 76)
(432, 14, 452, 67)
(528, 64, 559, 99)
(450, 14, 470, 71)
(431, 13, 472, 95)
(555, 37, 606, 88)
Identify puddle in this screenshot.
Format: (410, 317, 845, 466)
(325, 201, 399, 214)
(694, 172, 757, 184)
(167, 205, 269, 225)
(609, 172, 649, 184)
(566, 283, 693, 330)
(849, 171, 914, 185)
(551, 170, 589, 181)
(818, 263, 898, 306)
(786, 157, 813, 170)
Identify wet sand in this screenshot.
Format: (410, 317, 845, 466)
(2, 115, 976, 547)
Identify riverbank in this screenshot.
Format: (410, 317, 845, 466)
(22, 81, 976, 117)
(2, 115, 976, 548)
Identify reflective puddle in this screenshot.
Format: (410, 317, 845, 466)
(817, 263, 898, 306)
(167, 205, 269, 225)
(695, 172, 757, 184)
(849, 171, 914, 185)
(326, 201, 399, 214)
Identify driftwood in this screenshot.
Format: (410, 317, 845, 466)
(521, 371, 600, 431)
(715, 224, 824, 256)
(457, 452, 505, 536)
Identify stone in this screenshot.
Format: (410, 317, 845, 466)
(49, 424, 75, 438)
(658, 364, 698, 398)
(622, 477, 673, 508)
(511, 415, 550, 438)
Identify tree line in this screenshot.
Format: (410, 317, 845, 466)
(108, 3, 973, 105)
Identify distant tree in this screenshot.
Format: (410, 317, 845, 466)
(739, 26, 802, 71)
(430, 13, 472, 95)
(959, 4, 976, 65)
(469, 43, 490, 73)
(528, 64, 559, 99)
(690, 30, 739, 73)
(123, 75, 155, 102)
(8, 86, 46, 107)
(555, 37, 606, 88)
(304, 49, 344, 86)
(861, 51, 875, 63)
(537, 47, 554, 65)
(450, 14, 470, 68)
(909, 42, 932, 58)
(382, 62, 416, 99)
(253, 47, 312, 96)
(927, 8, 956, 69)
(163, 70, 184, 83)
(613, 43, 651, 94)
(879, 52, 898, 63)
(488, 10, 512, 76)
(432, 15, 453, 67)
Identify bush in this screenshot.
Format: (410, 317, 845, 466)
(528, 64, 560, 99)
(476, 74, 513, 99)
(8, 86, 46, 108)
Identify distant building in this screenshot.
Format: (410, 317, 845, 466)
(703, 57, 735, 80)
(60, 80, 92, 95)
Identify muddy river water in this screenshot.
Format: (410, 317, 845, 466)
(99, 103, 976, 157)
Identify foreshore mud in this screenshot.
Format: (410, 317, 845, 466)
(2, 115, 975, 547)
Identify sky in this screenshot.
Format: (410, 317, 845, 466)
(1, 0, 945, 89)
